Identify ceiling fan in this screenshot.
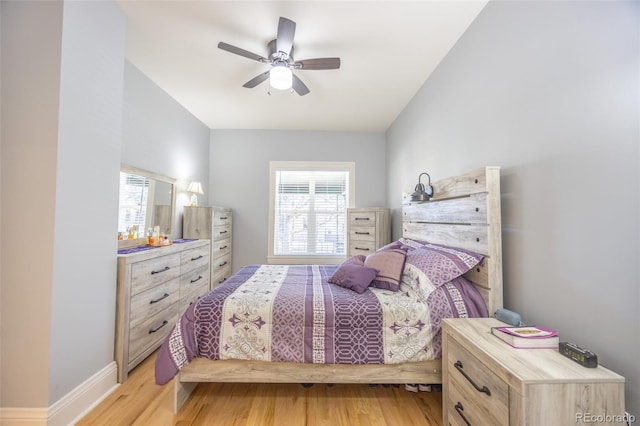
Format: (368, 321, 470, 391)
(218, 17, 341, 96)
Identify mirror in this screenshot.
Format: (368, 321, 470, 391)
(117, 165, 176, 249)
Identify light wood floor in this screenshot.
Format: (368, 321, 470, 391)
(77, 353, 443, 426)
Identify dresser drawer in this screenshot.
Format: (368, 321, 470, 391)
(180, 264, 210, 293)
(129, 277, 180, 328)
(213, 209, 232, 227)
(349, 241, 376, 255)
(181, 245, 209, 273)
(348, 210, 378, 226)
(211, 237, 231, 260)
(212, 224, 232, 242)
(212, 252, 231, 273)
(179, 282, 209, 312)
(446, 337, 509, 426)
(128, 303, 179, 363)
(349, 226, 376, 242)
(130, 253, 181, 296)
(211, 262, 232, 288)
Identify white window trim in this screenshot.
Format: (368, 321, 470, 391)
(267, 161, 355, 265)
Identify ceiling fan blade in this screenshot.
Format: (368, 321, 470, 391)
(242, 71, 270, 88)
(218, 42, 266, 62)
(276, 17, 296, 55)
(292, 73, 310, 96)
(295, 57, 341, 70)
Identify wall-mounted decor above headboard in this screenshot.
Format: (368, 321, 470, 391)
(402, 166, 503, 315)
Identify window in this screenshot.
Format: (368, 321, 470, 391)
(268, 161, 355, 264)
(118, 171, 156, 237)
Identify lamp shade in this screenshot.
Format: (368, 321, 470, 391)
(187, 181, 204, 195)
(270, 65, 292, 90)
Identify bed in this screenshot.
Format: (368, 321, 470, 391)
(157, 166, 503, 412)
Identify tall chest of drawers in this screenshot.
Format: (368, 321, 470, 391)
(115, 239, 210, 383)
(442, 318, 625, 426)
(183, 206, 233, 289)
(346, 208, 390, 256)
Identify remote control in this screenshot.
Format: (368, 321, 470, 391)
(559, 342, 598, 368)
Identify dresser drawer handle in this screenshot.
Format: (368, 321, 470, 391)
(219, 230, 228, 234)
(354, 217, 370, 220)
(220, 245, 228, 250)
(220, 216, 228, 220)
(355, 231, 371, 235)
(150, 293, 169, 304)
(354, 247, 370, 251)
(149, 320, 168, 334)
(219, 261, 228, 267)
(218, 277, 227, 284)
(190, 255, 203, 261)
(454, 402, 471, 426)
(190, 275, 203, 283)
(454, 360, 491, 395)
(151, 266, 170, 275)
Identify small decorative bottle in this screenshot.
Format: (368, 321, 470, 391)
(147, 228, 154, 245)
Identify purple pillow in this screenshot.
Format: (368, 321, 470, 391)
(363, 247, 407, 291)
(343, 254, 366, 265)
(328, 263, 379, 294)
(405, 244, 484, 286)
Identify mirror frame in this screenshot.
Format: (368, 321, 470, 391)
(118, 164, 177, 250)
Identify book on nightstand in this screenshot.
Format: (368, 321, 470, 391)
(491, 325, 559, 349)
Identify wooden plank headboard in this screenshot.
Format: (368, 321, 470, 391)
(402, 166, 503, 316)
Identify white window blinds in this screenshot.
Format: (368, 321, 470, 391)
(270, 162, 354, 262)
(118, 171, 149, 235)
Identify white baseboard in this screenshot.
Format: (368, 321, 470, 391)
(0, 362, 119, 426)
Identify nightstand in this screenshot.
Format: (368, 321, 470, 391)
(442, 318, 625, 426)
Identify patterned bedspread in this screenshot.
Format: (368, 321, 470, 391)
(155, 264, 487, 385)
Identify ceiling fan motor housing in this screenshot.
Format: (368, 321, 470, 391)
(267, 39, 293, 63)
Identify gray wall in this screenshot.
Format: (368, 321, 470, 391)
(386, 0, 639, 415)
(1, 0, 125, 409)
(209, 130, 386, 271)
(122, 61, 210, 238)
(0, 1, 210, 415)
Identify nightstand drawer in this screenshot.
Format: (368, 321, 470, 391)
(447, 337, 509, 426)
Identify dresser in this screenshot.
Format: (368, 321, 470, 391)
(442, 318, 625, 426)
(115, 239, 210, 383)
(346, 208, 390, 256)
(183, 206, 233, 289)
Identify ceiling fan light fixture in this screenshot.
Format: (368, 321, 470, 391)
(270, 65, 292, 90)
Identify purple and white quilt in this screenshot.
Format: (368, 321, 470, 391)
(155, 264, 487, 385)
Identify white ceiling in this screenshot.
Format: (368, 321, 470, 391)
(117, 1, 488, 132)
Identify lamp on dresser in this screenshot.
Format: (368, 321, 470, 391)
(187, 181, 204, 206)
